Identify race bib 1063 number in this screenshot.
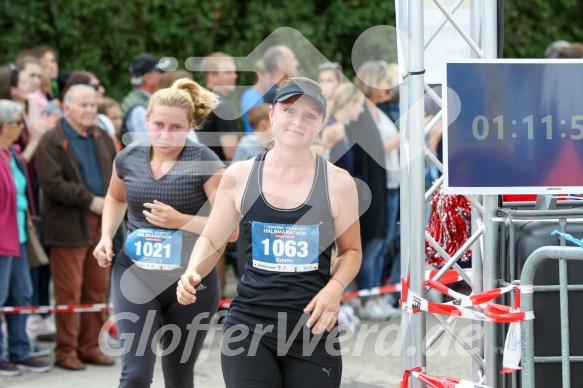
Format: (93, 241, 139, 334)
(251, 221, 319, 272)
(124, 228, 182, 271)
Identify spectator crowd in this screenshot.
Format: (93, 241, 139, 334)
(2, 38, 580, 379)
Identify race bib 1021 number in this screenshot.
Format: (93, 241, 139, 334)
(124, 228, 182, 271)
(251, 221, 319, 272)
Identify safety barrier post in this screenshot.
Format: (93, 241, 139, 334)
(520, 246, 583, 388)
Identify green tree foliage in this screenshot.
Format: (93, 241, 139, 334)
(503, 0, 583, 58)
(0, 0, 394, 101)
(1, 1, 582, 101)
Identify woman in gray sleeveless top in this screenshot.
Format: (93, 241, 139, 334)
(94, 79, 237, 387)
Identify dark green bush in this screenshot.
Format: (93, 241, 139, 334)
(0, 0, 394, 101)
(1, 0, 581, 101)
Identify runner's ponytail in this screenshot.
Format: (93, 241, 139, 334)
(147, 78, 218, 127)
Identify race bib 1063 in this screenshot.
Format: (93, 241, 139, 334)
(251, 222, 320, 272)
(124, 228, 182, 271)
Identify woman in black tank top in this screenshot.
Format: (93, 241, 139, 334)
(93, 79, 237, 387)
(177, 77, 362, 388)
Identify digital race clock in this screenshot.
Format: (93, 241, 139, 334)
(444, 60, 583, 194)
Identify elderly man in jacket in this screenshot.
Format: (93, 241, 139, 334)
(35, 84, 116, 371)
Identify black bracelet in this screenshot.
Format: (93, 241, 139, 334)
(330, 277, 345, 289)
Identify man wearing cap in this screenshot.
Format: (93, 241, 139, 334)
(120, 53, 162, 136)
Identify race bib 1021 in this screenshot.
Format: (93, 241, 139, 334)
(251, 221, 320, 272)
(124, 228, 182, 271)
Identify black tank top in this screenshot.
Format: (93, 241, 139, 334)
(226, 152, 335, 336)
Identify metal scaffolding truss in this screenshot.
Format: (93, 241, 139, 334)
(399, 1, 501, 386)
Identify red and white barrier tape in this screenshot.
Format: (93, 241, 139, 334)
(501, 310, 522, 374)
(401, 367, 491, 388)
(341, 284, 401, 300)
(0, 304, 112, 315)
(0, 269, 469, 314)
(1, 268, 524, 375)
(401, 276, 534, 374)
(501, 284, 533, 374)
(219, 299, 232, 309)
(1, 268, 473, 315)
(425, 268, 473, 285)
(341, 268, 471, 301)
(400, 276, 533, 323)
(0, 299, 234, 315)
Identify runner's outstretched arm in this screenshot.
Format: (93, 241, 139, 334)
(177, 164, 242, 304)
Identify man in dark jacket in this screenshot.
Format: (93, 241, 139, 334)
(35, 84, 116, 371)
(197, 52, 239, 163)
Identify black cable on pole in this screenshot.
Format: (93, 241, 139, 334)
(498, 0, 505, 58)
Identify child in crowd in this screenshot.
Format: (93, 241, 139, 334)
(232, 103, 271, 162)
(98, 97, 123, 150)
(98, 98, 123, 136)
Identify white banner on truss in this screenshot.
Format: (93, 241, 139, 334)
(396, 0, 472, 84)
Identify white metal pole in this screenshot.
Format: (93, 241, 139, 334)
(407, 1, 427, 386)
(481, 1, 500, 386)
(470, 0, 485, 383)
(397, 0, 413, 378)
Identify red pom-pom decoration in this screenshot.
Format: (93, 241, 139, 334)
(425, 187, 472, 266)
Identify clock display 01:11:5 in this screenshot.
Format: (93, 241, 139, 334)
(471, 115, 583, 141)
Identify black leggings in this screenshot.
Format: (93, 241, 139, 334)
(221, 324, 342, 388)
(111, 251, 219, 388)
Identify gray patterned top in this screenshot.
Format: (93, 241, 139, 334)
(115, 138, 225, 233)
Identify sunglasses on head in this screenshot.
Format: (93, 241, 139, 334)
(5, 63, 19, 87)
(89, 83, 101, 91)
(318, 62, 343, 72)
(377, 60, 389, 68)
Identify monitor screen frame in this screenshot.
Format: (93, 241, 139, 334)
(442, 59, 583, 195)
